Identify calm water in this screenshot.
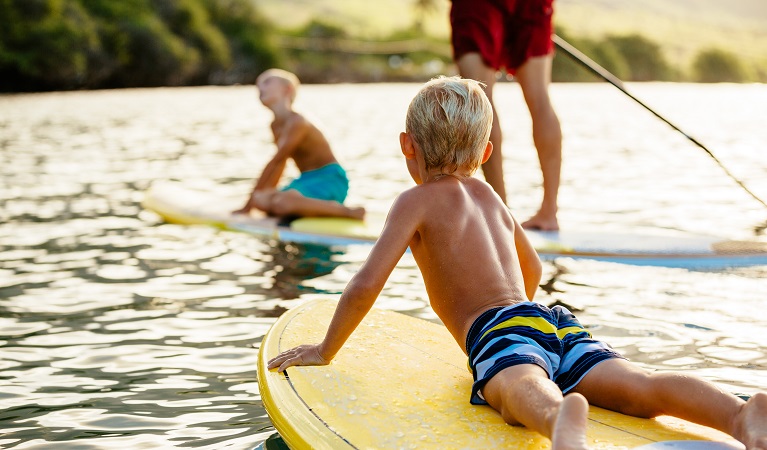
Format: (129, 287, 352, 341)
(1, 82, 766, 449)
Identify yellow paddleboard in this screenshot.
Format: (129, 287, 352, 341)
(257, 299, 742, 449)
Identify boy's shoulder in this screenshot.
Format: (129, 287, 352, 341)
(285, 110, 309, 126)
(396, 177, 494, 212)
(286, 111, 323, 133)
(274, 111, 313, 137)
(391, 183, 436, 213)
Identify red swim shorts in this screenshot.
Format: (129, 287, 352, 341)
(450, 0, 554, 74)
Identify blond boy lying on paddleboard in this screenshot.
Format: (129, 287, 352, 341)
(268, 76, 767, 450)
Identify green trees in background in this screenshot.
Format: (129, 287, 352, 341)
(203, 0, 278, 84)
(551, 29, 632, 82)
(550, 30, 753, 83)
(603, 34, 673, 81)
(277, 19, 450, 84)
(692, 48, 747, 83)
(1, 0, 99, 90)
(0, 0, 277, 90)
(0, 0, 758, 91)
(552, 30, 673, 82)
(280, 20, 352, 84)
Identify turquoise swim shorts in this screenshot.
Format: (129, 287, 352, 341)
(280, 162, 349, 204)
(466, 301, 624, 405)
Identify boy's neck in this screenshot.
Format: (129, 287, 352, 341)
(269, 101, 293, 120)
(423, 168, 473, 183)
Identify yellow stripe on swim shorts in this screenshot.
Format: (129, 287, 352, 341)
(556, 326, 591, 339)
(479, 317, 591, 342)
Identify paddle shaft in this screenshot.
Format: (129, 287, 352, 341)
(553, 34, 767, 218)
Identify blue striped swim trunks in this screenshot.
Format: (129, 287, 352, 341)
(466, 301, 624, 405)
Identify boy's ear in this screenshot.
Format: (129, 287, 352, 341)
(283, 84, 295, 100)
(400, 132, 416, 159)
(480, 141, 493, 164)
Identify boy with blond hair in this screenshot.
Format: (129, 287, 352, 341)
(268, 77, 767, 449)
(234, 68, 364, 220)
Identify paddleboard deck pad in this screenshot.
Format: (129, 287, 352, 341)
(257, 299, 742, 449)
(143, 181, 767, 268)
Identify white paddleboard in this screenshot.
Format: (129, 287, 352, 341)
(142, 181, 767, 268)
(141, 181, 383, 245)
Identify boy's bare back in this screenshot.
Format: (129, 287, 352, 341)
(269, 111, 337, 173)
(388, 174, 541, 350)
(265, 75, 540, 364)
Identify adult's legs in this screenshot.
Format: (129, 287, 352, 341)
(573, 358, 767, 448)
(456, 53, 507, 205)
(515, 53, 562, 231)
(481, 364, 589, 450)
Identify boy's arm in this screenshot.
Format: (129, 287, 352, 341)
(254, 118, 310, 191)
(235, 118, 309, 213)
(511, 215, 543, 300)
(268, 191, 422, 372)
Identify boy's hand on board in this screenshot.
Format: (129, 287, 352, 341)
(268, 344, 330, 373)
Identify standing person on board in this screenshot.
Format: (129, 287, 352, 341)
(450, 0, 562, 230)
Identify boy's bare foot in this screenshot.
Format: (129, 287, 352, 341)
(348, 206, 365, 221)
(522, 211, 559, 231)
(551, 393, 589, 450)
(732, 392, 767, 450)
(232, 208, 251, 216)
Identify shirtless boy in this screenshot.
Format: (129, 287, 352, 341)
(268, 77, 767, 450)
(233, 69, 364, 220)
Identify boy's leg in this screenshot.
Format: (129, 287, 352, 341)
(269, 190, 364, 219)
(481, 364, 589, 450)
(515, 54, 562, 231)
(248, 189, 278, 213)
(573, 358, 767, 448)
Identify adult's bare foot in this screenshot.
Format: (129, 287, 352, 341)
(522, 211, 559, 231)
(551, 393, 590, 450)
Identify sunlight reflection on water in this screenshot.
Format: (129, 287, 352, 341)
(1, 82, 766, 448)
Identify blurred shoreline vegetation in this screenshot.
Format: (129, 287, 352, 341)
(0, 0, 763, 92)
(0, 0, 278, 91)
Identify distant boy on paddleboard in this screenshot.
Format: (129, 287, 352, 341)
(233, 69, 365, 220)
(268, 76, 767, 450)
